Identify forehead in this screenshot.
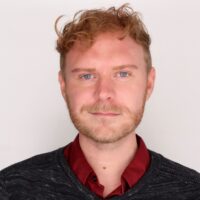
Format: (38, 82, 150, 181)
(65, 32, 146, 70)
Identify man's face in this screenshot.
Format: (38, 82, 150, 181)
(59, 32, 155, 143)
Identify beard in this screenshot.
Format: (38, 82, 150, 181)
(65, 96, 146, 144)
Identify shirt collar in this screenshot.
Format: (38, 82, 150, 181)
(65, 134, 94, 184)
(122, 134, 150, 188)
(64, 134, 150, 190)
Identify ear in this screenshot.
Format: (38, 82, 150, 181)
(146, 67, 156, 100)
(58, 70, 67, 100)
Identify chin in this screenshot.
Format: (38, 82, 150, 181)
(81, 125, 134, 144)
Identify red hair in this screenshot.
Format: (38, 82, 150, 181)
(55, 4, 152, 72)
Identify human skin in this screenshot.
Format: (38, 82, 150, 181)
(58, 32, 155, 196)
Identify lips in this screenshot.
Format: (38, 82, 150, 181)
(90, 112, 120, 116)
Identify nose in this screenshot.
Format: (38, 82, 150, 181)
(94, 77, 115, 101)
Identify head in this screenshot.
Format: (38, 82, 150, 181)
(56, 4, 155, 143)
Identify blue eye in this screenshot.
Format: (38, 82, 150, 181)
(80, 74, 95, 80)
(117, 71, 130, 78)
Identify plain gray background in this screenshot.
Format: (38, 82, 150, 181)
(0, 0, 200, 171)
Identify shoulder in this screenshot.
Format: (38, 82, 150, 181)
(123, 151, 200, 199)
(149, 150, 200, 183)
(0, 147, 68, 198)
(133, 150, 200, 199)
(147, 150, 200, 198)
(0, 147, 64, 176)
(0, 146, 95, 199)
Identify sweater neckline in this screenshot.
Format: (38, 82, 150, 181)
(56, 146, 161, 200)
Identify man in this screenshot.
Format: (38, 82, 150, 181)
(0, 4, 200, 200)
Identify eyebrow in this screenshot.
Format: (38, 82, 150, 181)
(71, 68, 96, 73)
(71, 64, 138, 73)
(113, 64, 138, 70)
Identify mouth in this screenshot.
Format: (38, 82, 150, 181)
(89, 112, 120, 117)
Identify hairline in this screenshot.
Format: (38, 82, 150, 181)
(60, 34, 152, 75)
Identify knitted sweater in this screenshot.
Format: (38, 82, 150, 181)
(0, 147, 200, 200)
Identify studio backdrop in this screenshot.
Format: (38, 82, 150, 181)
(0, 0, 200, 171)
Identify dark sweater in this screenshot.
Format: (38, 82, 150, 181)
(0, 147, 200, 200)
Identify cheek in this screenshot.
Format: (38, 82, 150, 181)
(66, 86, 94, 110)
(117, 84, 147, 110)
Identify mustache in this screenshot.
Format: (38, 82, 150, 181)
(81, 103, 123, 113)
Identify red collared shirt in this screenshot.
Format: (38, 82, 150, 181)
(64, 134, 150, 198)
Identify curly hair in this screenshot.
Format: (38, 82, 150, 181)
(55, 4, 152, 72)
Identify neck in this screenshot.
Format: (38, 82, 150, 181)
(79, 132, 138, 197)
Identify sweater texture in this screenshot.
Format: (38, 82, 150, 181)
(0, 147, 200, 200)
